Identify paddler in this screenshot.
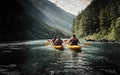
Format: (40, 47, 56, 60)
(69, 34, 80, 45)
(52, 36, 57, 45)
(54, 36, 63, 46)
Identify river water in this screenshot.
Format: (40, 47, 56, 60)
(0, 40, 120, 75)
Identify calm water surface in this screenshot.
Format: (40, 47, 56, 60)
(0, 40, 120, 75)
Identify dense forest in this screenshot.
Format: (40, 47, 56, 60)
(72, 0, 120, 41)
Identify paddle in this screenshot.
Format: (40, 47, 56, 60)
(44, 39, 52, 46)
(64, 39, 68, 42)
(44, 42, 50, 46)
(47, 39, 51, 42)
(83, 42, 89, 46)
(63, 39, 68, 44)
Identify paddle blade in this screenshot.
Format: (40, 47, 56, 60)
(47, 39, 51, 42)
(45, 42, 50, 46)
(64, 39, 68, 42)
(84, 43, 89, 46)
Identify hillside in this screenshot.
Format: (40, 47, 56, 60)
(26, 0, 74, 33)
(0, 0, 74, 41)
(72, 0, 120, 41)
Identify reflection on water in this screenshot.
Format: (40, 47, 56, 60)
(0, 40, 120, 75)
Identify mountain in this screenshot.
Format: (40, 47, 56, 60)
(72, 0, 120, 41)
(27, 0, 74, 33)
(0, 0, 74, 41)
(49, 0, 92, 15)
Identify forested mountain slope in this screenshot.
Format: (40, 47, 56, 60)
(72, 0, 120, 41)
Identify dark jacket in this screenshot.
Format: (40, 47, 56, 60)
(54, 39, 63, 45)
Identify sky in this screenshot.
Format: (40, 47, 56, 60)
(48, 0, 92, 16)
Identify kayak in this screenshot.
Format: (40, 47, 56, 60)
(52, 45, 64, 50)
(66, 44, 81, 51)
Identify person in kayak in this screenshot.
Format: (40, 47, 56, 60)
(69, 34, 80, 45)
(52, 36, 57, 45)
(54, 36, 63, 46)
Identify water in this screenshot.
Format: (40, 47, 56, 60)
(0, 40, 120, 75)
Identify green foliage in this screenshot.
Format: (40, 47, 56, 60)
(115, 17, 120, 40)
(72, 0, 120, 41)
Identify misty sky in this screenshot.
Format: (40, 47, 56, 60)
(49, 0, 92, 15)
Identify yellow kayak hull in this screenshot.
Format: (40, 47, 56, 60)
(66, 44, 81, 51)
(52, 45, 64, 50)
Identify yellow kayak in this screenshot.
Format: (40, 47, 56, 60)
(52, 45, 64, 50)
(66, 44, 81, 51)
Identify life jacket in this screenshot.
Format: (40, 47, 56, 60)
(71, 38, 78, 45)
(55, 40, 62, 45)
